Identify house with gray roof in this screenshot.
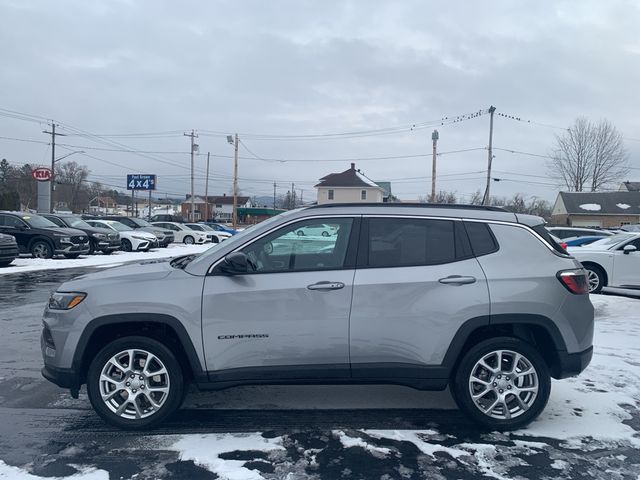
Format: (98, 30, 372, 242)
(550, 191, 640, 228)
(315, 163, 386, 204)
(619, 181, 640, 192)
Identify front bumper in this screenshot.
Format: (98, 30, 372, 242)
(160, 236, 174, 247)
(55, 241, 90, 255)
(96, 240, 121, 251)
(553, 346, 593, 379)
(42, 364, 79, 390)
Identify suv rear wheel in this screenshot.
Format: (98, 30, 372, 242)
(86, 336, 184, 429)
(452, 337, 551, 430)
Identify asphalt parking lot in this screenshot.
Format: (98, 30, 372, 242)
(1, 265, 639, 479)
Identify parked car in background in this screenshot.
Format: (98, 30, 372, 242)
(150, 214, 184, 223)
(568, 232, 640, 293)
(96, 216, 174, 248)
(151, 222, 208, 244)
(563, 236, 604, 247)
(546, 227, 613, 239)
(202, 221, 238, 235)
(0, 232, 19, 267)
(0, 211, 89, 259)
(185, 223, 231, 243)
(621, 224, 640, 232)
(42, 214, 120, 255)
(294, 223, 337, 237)
(42, 204, 593, 431)
(86, 220, 156, 252)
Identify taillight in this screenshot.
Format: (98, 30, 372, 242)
(557, 270, 589, 294)
(560, 242, 568, 251)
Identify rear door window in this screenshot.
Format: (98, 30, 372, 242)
(364, 218, 460, 268)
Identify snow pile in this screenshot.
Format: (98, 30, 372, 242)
(0, 461, 107, 479)
(171, 433, 283, 480)
(579, 203, 601, 211)
(0, 243, 212, 275)
(616, 203, 631, 209)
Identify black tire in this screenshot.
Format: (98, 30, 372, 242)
(296, 230, 305, 236)
(121, 239, 132, 252)
(183, 236, 194, 245)
(0, 261, 12, 267)
(86, 336, 185, 430)
(452, 337, 551, 430)
(102, 249, 113, 255)
(321, 231, 329, 237)
(584, 264, 605, 294)
(64, 254, 80, 259)
(31, 240, 53, 259)
(88, 241, 96, 255)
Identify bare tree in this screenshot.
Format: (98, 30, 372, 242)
(549, 117, 628, 191)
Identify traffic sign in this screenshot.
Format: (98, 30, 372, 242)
(126, 174, 156, 190)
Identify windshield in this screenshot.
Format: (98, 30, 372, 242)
(130, 218, 151, 227)
(101, 221, 131, 232)
(66, 217, 92, 229)
(22, 215, 59, 228)
(580, 233, 636, 249)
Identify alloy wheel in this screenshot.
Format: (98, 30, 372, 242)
(587, 270, 600, 292)
(98, 349, 170, 420)
(468, 349, 539, 420)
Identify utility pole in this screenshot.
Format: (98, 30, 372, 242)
(300, 189, 303, 206)
(204, 152, 210, 222)
(273, 181, 276, 209)
(483, 106, 496, 205)
(184, 130, 198, 221)
(431, 129, 439, 202)
(232, 133, 239, 229)
(43, 123, 66, 213)
(291, 182, 295, 209)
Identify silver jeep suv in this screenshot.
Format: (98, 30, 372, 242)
(41, 204, 594, 430)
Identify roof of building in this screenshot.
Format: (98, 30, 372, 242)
(184, 194, 251, 205)
(315, 163, 384, 189)
(557, 191, 640, 215)
(620, 181, 640, 192)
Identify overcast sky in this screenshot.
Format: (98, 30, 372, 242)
(1, 0, 639, 203)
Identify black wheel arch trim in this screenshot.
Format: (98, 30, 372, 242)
(72, 313, 207, 384)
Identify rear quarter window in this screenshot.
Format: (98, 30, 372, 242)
(464, 221, 499, 257)
(532, 224, 568, 255)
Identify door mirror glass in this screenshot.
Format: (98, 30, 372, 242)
(623, 244, 637, 254)
(219, 252, 250, 275)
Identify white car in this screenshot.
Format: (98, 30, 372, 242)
(294, 223, 337, 237)
(568, 232, 640, 293)
(184, 223, 231, 243)
(150, 222, 208, 244)
(86, 220, 157, 252)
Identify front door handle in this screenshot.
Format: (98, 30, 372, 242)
(307, 281, 345, 291)
(438, 275, 476, 285)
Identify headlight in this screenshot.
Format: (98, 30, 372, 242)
(48, 292, 86, 310)
(93, 233, 107, 239)
(57, 236, 71, 243)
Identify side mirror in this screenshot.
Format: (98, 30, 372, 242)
(218, 252, 249, 275)
(623, 244, 637, 254)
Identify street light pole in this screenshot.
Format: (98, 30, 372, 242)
(431, 129, 439, 202)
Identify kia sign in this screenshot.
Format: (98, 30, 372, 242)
(32, 167, 53, 182)
(126, 174, 156, 191)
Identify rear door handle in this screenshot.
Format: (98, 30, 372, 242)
(307, 281, 345, 291)
(438, 275, 476, 285)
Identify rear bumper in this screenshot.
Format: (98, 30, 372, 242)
(553, 346, 593, 379)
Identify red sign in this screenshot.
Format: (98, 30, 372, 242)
(32, 167, 52, 182)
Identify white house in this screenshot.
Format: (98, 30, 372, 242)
(315, 163, 385, 204)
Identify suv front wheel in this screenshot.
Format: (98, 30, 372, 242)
(87, 336, 184, 429)
(452, 337, 551, 430)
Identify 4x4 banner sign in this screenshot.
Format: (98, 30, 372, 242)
(126, 174, 157, 190)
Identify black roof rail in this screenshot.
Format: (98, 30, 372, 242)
(304, 203, 508, 212)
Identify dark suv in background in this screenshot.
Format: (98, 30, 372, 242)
(96, 216, 174, 247)
(0, 232, 19, 267)
(150, 214, 184, 223)
(0, 211, 89, 259)
(42, 214, 120, 255)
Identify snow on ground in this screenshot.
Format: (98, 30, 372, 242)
(617, 203, 632, 209)
(0, 461, 107, 479)
(0, 243, 212, 275)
